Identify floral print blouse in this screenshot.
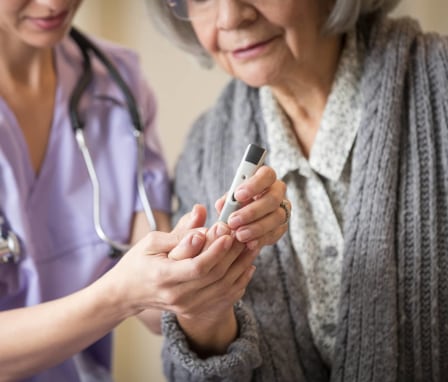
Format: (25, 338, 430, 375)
(260, 30, 363, 365)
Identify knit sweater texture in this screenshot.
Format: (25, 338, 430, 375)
(162, 15, 448, 382)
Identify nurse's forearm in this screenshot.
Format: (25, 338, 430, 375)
(0, 272, 135, 381)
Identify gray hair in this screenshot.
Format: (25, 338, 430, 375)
(146, 0, 402, 68)
(326, 0, 401, 32)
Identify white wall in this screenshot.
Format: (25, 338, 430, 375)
(74, 1, 448, 381)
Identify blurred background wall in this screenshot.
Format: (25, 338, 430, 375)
(73, 1, 448, 381)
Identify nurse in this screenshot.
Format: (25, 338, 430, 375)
(0, 0, 289, 381)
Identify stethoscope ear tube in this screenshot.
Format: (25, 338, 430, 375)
(69, 28, 143, 133)
(69, 28, 92, 133)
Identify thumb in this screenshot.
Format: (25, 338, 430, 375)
(132, 230, 180, 256)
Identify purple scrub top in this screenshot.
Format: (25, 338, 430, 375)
(0, 34, 171, 381)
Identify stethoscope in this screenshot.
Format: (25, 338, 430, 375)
(0, 27, 156, 263)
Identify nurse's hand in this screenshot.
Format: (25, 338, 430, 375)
(216, 165, 290, 250)
(107, 206, 256, 323)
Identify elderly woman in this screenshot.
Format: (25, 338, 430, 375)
(147, 0, 448, 381)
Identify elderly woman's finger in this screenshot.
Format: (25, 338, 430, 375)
(227, 180, 286, 231)
(202, 222, 232, 250)
(233, 200, 289, 243)
(214, 194, 226, 215)
(245, 223, 289, 251)
(171, 204, 208, 239)
(233, 166, 277, 203)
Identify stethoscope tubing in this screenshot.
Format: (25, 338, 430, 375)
(75, 129, 132, 254)
(69, 27, 157, 255)
(136, 132, 157, 232)
(0, 27, 157, 263)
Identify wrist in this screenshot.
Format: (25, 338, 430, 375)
(177, 309, 237, 358)
(91, 267, 140, 322)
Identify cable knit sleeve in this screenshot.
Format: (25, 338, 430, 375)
(161, 302, 262, 381)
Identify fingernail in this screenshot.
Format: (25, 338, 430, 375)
(216, 222, 230, 237)
(228, 214, 242, 228)
(223, 236, 233, 250)
(191, 233, 204, 247)
(235, 189, 249, 202)
(236, 228, 251, 242)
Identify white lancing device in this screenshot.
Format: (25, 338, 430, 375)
(218, 144, 267, 223)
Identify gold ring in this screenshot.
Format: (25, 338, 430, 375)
(279, 199, 291, 225)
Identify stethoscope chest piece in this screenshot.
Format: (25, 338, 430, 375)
(0, 217, 21, 264)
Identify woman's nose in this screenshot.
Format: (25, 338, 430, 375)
(215, 0, 258, 30)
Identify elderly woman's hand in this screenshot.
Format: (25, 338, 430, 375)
(173, 221, 258, 356)
(216, 165, 290, 250)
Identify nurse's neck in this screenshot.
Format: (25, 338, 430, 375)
(0, 34, 57, 175)
(0, 37, 55, 94)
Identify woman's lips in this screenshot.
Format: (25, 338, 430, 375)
(232, 36, 278, 60)
(27, 11, 69, 31)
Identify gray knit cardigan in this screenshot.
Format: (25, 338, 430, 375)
(161, 15, 448, 382)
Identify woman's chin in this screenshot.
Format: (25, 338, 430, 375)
(232, 64, 281, 89)
(235, 73, 273, 89)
